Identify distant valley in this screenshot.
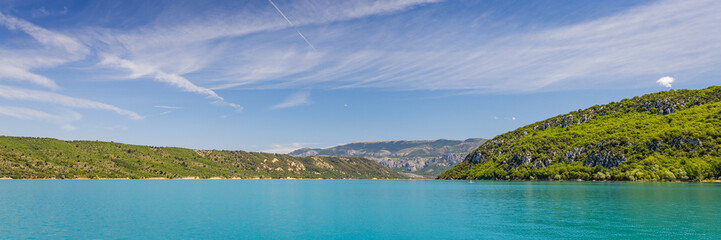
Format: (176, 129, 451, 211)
(290, 138, 486, 177)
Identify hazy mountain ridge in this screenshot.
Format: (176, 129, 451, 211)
(0, 136, 404, 179)
(290, 138, 486, 177)
(439, 86, 721, 181)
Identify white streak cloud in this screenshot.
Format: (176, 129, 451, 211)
(0, 85, 142, 120)
(0, 12, 87, 55)
(272, 91, 311, 109)
(155, 105, 180, 109)
(268, 0, 315, 50)
(0, 105, 81, 131)
(203, 0, 721, 92)
(0, 64, 59, 89)
(3, 0, 716, 120)
(84, 0, 435, 110)
(0, 12, 89, 90)
(0, 105, 82, 122)
(98, 55, 242, 111)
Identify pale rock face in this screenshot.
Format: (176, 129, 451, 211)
(289, 138, 486, 177)
(290, 149, 318, 157)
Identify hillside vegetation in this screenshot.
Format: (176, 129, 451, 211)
(0, 137, 404, 179)
(439, 86, 721, 181)
(290, 138, 485, 177)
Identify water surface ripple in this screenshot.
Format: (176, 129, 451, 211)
(0, 180, 718, 239)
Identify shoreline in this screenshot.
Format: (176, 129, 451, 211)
(440, 178, 721, 183)
(0, 177, 402, 180)
(1, 177, 719, 182)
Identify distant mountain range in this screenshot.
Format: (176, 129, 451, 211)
(0, 136, 404, 179)
(439, 86, 721, 182)
(290, 138, 486, 177)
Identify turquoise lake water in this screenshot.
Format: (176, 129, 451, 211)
(0, 180, 719, 239)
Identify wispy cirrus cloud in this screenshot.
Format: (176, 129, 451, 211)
(0, 0, 437, 131)
(85, 0, 437, 110)
(0, 63, 59, 90)
(0, 85, 142, 120)
(272, 91, 311, 109)
(154, 105, 180, 109)
(0, 105, 81, 131)
(0, 12, 88, 90)
(98, 54, 243, 111)
(0, 11, 143, 130)
(0, 12, 87, 55)
(2, 0, 719, 125)
(199, 0, 721, 92)
(33, 6, 68, 18)
(0, 105, 81, 122)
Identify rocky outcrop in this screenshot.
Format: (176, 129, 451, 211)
(584, 151, 626, 168)
(562, 147, 585, 163)
(291, 148, 318, 157)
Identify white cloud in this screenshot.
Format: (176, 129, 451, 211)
(272, 91, 311, 109)
(0, 1, 445, 133)
(511, 117, 516, 121)
(0, 64, 59, 90)
(0, 85, 142, 120)
(33, 6, 68, 18)
(154, 72, 227, 102)
(0, 105, 81, 121)
(97, 55, 156, 79)
(98, 55, 243, 111)
(0, 105, 80, 131)
(154, 105, 180, 109)
(0, 12, 87, 55)
(262, 142, 314, 154)
(60, 124, 77, 131)
(656, 76, 675, 88)
(0, 12, 89, 90)
(84, 0, 434, 110)
(1, 0, 717, 121)
(203, 0, 721, 92)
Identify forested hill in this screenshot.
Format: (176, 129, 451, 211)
(0, 137, 404, 179)
(439, 86, 721, 181)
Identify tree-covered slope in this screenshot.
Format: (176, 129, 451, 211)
(290, 138, 485, 177)
(0, 137, 404, 179)
(439, 86, 721, 181)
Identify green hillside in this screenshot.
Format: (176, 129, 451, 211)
(0, 137, 404, 179)
(439, 86, 721, 181)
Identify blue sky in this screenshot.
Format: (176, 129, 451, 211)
(0, 0, 719, 153)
